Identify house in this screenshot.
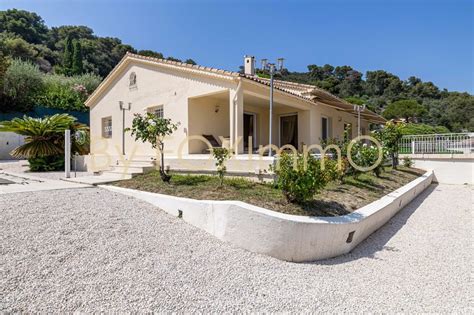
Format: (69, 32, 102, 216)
(85, 52, 385, 175)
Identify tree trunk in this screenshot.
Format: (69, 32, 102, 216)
(159, 141, 171, 182)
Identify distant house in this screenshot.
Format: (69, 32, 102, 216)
(85, 53, 385, 173)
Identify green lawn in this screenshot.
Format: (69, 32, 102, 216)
(113, 167, 425, 217)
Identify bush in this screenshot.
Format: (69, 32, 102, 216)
(37, 73, 101, 111)
(212, 147, 230, 186)
(323, 157, 345, 182)
(350, 142, 387, 177)
(273, 153, 327, 203)
(402, 156, 414, 168)
(400, 123, 450, 135)
(28, 155, 64, 172)
(2, 59, 43, 112)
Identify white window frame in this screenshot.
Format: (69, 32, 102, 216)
(102, 116, 112, 138)
(147, 105, 164, 118)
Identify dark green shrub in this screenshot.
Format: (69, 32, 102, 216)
(402, 156, 414, 168)
(28, 155, 64, 172)
(273, 153, 327, 203)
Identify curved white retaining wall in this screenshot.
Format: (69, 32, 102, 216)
(101, 170, 434, 262)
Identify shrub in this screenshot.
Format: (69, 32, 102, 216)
(212, 147, 230, 186)
(323, 157, 345, 182)
(402, 156, 414, 168)
(28, 155, 64, 172)
(2, 59, 43, 112)
(400, 123, 450, 135)
(273, 153, 327, 203)
(38, 73, 101, 112)
(320, 127, 354, 180)
(350, 142, 387, 177)
(0, 114, 89, 171)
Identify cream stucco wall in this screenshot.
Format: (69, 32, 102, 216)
(89, 61, 237, 168)
(88, 59, 374, 171)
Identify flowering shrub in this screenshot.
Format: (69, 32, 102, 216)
(273, 153, 328, 203)
(72, 83, 87, 95)
(349, 142, 387, 177)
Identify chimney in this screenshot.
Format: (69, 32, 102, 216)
(244, 55, 255, 76)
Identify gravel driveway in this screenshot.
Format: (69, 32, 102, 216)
(1, 184, 472, 312)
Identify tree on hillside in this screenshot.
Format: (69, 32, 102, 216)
(185, 59, 197, 65)
(0, 9, 48, 44)
(382, 99, 426, 122)
(62, 35, 74, 75)
(72, 40, 83, 75)
(138, 50, 164, 59)
(2, 59, 44, 112)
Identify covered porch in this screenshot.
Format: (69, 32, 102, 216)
(187, 81, 313, 155)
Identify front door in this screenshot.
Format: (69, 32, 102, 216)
(243, 113, 256, 150)
(280, 114, 298, 148)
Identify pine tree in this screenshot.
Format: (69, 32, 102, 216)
(71, 40, 83, 75)
(62, 35, 73, 75)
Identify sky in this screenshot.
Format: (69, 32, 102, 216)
(1, 0, 473, 93)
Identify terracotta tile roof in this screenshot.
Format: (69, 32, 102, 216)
(125, 52, 241, 77)
(86, 52, 386, 123)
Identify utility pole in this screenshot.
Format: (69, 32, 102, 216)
(261, 58, 285, 156)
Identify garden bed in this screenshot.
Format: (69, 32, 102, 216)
(112, 166, 425, 217)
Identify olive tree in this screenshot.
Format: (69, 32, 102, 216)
(126, 112, 179, 182)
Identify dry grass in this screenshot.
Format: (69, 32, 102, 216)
(113, 167, 425, 217)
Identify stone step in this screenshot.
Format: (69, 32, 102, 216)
(111, 165, 156, 173)
(115, 160, 156, 167)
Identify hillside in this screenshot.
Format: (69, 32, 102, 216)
(0, 9, 472, 132)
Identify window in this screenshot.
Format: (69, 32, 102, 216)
(321, 117, 329, 140)
(129, 72, 137, 87)
(102, 116, 112, 138)
(148, 105, 164, 118)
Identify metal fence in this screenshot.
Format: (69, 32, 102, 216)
(399, 133, 474, 154)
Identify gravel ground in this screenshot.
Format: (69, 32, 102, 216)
(0, 184, 472, 312)
(0, 160, 90, 180)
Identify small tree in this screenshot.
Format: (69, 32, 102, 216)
(212, 147, 230, 186)
(126, 112, 179, 182)
(374, 121, 404, 168)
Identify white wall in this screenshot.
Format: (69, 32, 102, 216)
(88, 60, 237, 169)
(102, 170, 434, 262)
(0, 132, 24, 160)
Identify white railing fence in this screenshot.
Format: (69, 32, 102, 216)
(399, 133, 474, 154)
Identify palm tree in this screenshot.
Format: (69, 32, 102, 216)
(0, 114, 89, 170)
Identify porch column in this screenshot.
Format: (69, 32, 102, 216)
(229, 86, 244, 154)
